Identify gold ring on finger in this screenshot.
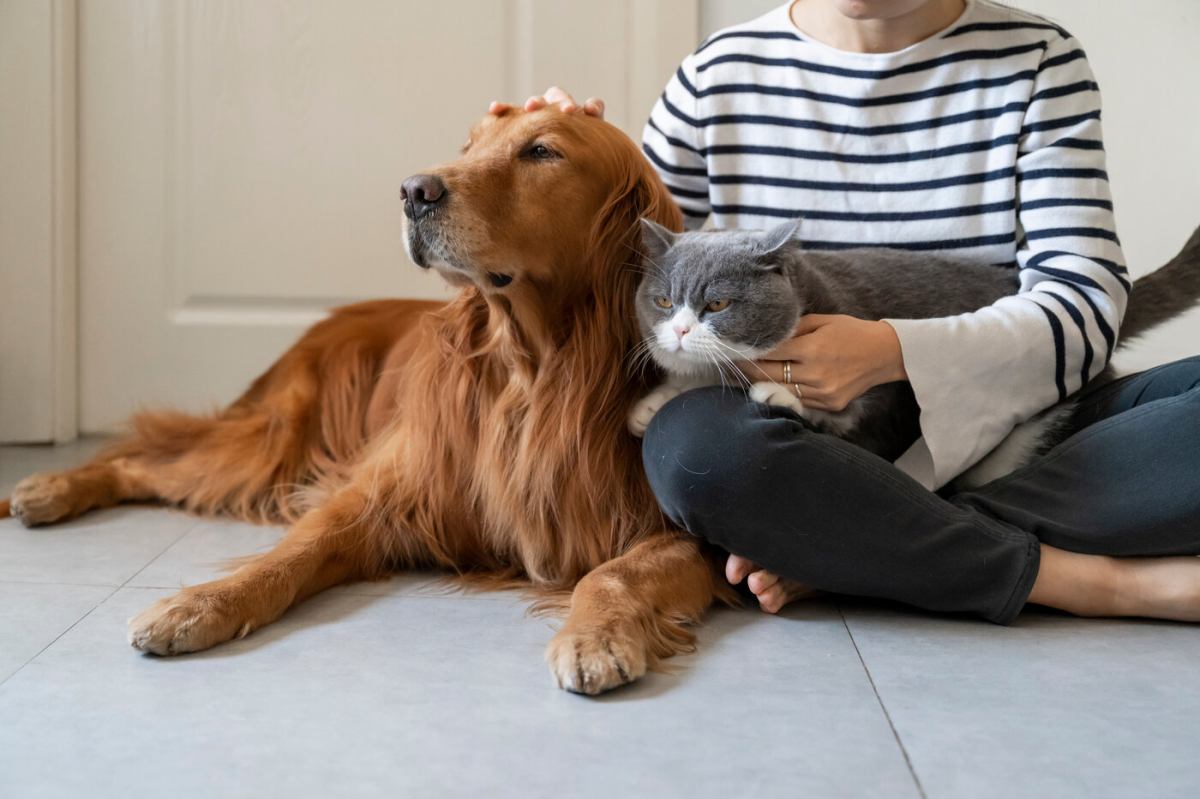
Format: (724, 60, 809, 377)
(782, 360, 792, 383)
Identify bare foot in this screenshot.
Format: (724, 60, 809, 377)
(726, 554, 818, 614)
(1032, 546, 1200, 622)
(1115, 556, 1200, 621)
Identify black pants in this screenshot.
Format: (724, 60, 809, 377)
(642, 355, 1200, 624)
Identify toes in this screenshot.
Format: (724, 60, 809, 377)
(757, 580, 818, 614)
(747, 569, 779, 595)
(758, 585, 787, 614)
(726, 554, 756, 585)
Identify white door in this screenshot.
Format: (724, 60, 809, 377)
(74, 0, 698, 433)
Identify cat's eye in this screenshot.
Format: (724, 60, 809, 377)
(705, 299, 730, 313)
(654, 296, 673, 310)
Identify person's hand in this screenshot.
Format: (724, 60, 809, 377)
(726, 554, 818, 614)
(737, 315, 906, 412)
(488, 86, 605, 119)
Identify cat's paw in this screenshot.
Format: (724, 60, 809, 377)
(628, 386, 682, 437)
(749, 381, 807, 416)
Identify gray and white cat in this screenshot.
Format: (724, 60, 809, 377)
(630, 218, 1200, 486)
(629, 218, 1051, 484)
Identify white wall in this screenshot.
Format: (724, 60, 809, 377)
(698, 0, 1200, 372)
(1004, 1, 1200, 372)
(700, 0, 779, 34)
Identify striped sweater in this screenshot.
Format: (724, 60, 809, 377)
(643, 0, 1126, 490)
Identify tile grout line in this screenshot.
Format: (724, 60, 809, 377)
(0, 578, 124, 588)
(0, 518, 201, 689)
(838, 604, 928, 799)
(121, 516, 208, 588)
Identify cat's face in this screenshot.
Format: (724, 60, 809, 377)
(636, 219, 803, 377)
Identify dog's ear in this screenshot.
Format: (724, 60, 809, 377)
(759, 218, 802, 256)
(639, 217, 677, 261)
(584, 131, 682, 297)
(586, 143, 682, 274)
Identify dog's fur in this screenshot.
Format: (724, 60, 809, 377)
(1, 108, 727, 695)
(6, 105, 1199, 694)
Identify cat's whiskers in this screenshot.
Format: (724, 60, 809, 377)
(710, 340, 757, 390)
(684, 340, 724, 381)
(626, 337, 660, 379)
(728, 355, 774, 384)
(708, 349, 740, 393)
(717, 354, 753, 392)
(714, 339, 755, 358)
(686, 339, 753, 392)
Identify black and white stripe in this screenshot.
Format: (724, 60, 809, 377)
(641, 0, 1126, 489)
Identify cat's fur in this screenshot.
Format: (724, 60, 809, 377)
(631, 218, 1200, 486)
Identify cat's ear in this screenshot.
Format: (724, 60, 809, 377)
(758, 218, 802, 256)
(639, 217, 677, 262)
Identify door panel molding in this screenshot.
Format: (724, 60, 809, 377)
(78, 1, 699, 432)
(0, 0, 77, 443)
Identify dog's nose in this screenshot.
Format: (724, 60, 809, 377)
(401, 174, 447, 220)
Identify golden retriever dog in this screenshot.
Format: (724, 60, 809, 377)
(1, 107, 728, 694)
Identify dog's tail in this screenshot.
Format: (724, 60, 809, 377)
(1120, 224, 1200, 343)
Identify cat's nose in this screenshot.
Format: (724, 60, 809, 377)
(673, 324, 691, 339)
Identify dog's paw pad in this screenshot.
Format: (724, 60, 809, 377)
(9, 473, 76, 527)
(127, 591, 246, 656)
(545, 627, 647, 695)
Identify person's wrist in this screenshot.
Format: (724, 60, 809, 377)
(872, 320, 907, 383)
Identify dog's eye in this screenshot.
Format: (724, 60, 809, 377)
(654, 296, 673, 310)
(705, 299, 730, 313)
(525, 143, 559, 161)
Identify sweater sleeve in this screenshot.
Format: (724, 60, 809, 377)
(886, 33, 1127, 490)
(641, 53, 712, 230)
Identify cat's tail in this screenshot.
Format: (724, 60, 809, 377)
(1120, 224, 1200, 343)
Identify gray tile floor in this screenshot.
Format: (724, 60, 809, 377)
(1, 440, 1196, 799)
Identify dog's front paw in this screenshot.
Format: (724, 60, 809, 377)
(9, 472, 77, 527)
(627, 386, 681, 437)
(545, 625, 648, 695)
(749, 381, 807, 416)
(128, 586, 254, 656)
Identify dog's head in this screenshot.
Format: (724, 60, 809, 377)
(399, 109, 686, 579)
(402, 108, 681, 307)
